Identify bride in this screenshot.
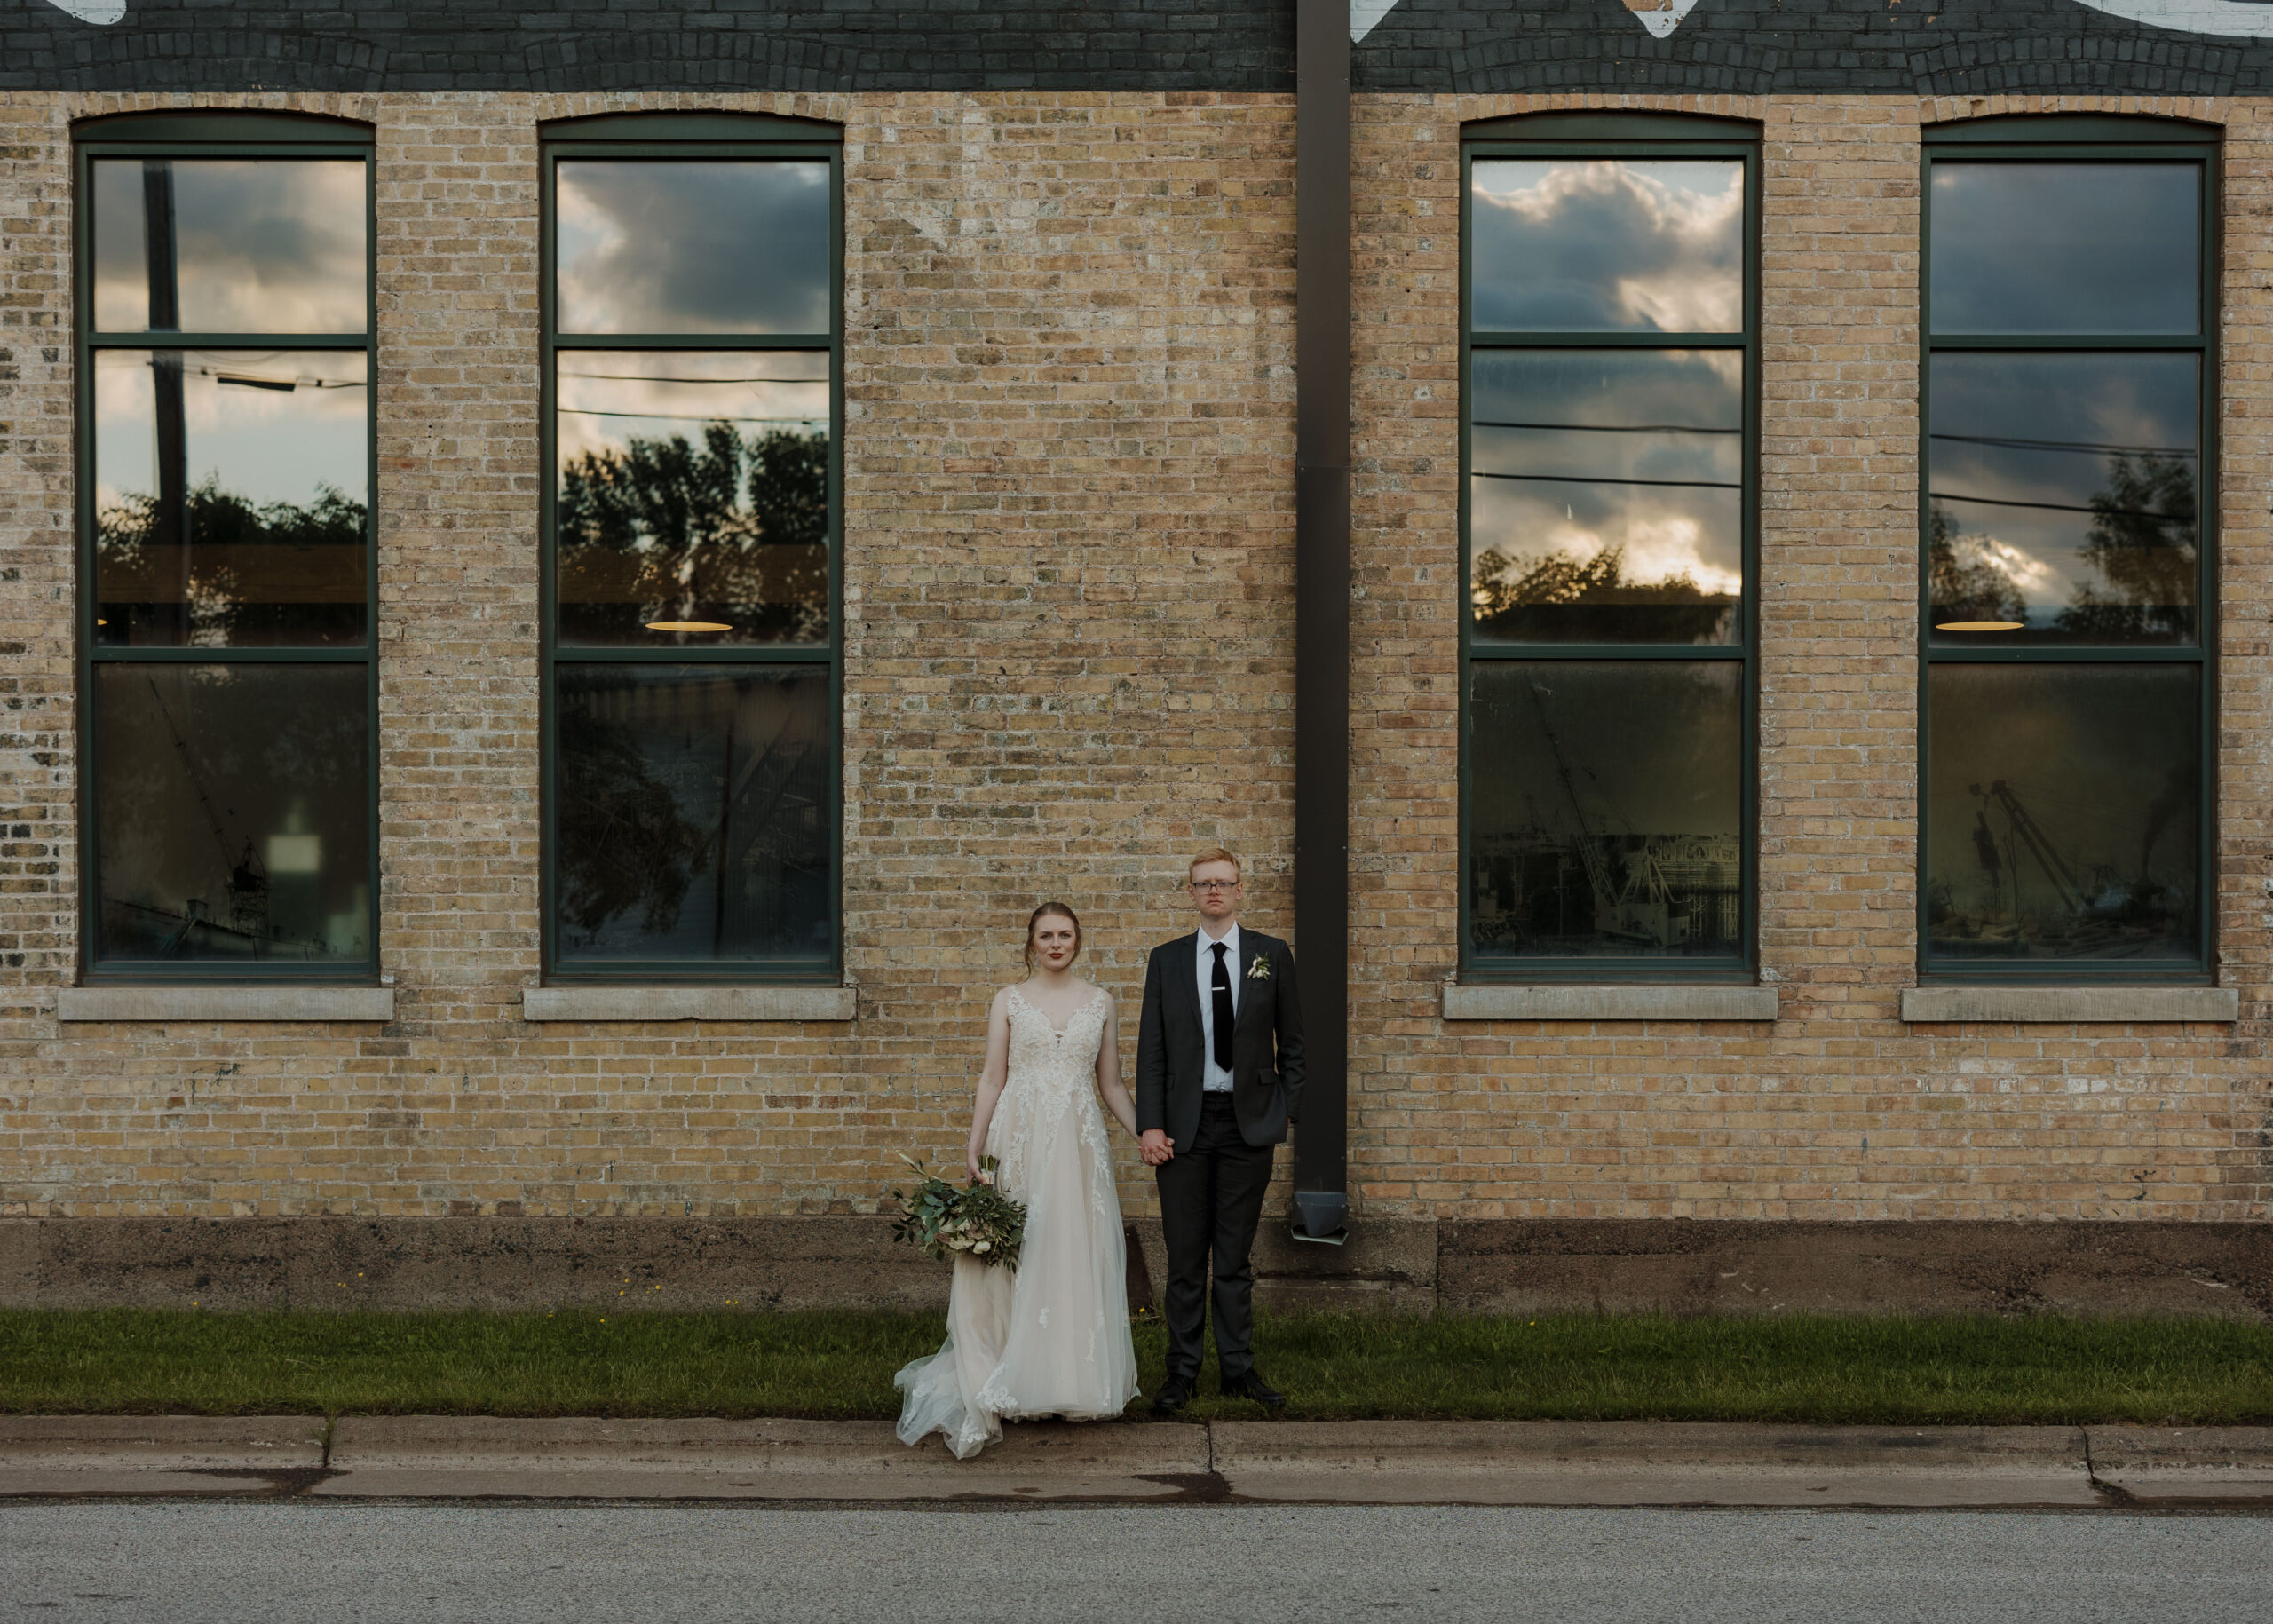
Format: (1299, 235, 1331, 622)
(895, 902, 1143, 1458)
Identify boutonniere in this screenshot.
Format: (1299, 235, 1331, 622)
(1247, 953, 1271, 981)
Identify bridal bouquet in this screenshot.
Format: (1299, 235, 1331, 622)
(890, 1155, 1026, 1271)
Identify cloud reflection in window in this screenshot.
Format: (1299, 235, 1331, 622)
(1470, 158, 1743, 334)
(1469, 348, 1742, 644)
(557, 161, 831, 336)
(92, 159, 367, 335)
(1930, 162, 2198, 337)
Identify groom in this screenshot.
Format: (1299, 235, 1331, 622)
(1136, 847, 1305, 1413)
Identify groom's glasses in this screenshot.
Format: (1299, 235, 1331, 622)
(1188, 880, 1240, 893)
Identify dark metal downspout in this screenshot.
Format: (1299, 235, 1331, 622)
(1291, 0, 1350, 1245)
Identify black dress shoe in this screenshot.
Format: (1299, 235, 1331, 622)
(1221, 1370, 1286, 1407)
(1150, 1374, 1197, 1417)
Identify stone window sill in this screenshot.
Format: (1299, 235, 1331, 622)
(58, 986, 395, 1023)
(1900, 986, 2238, 1024)
(520, 986, 857, 1023)
(1443, 984, 1778, 1022)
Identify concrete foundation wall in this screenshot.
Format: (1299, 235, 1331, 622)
(4, 1217, 2264, 1320)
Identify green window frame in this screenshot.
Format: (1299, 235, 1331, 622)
(74, 111, 381, 984)
(1919, 115, 2218, 983)
(1458, 112, 1761, 983)
(539, 113, 844, 983)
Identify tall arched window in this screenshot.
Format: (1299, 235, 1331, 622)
(539, 114, 843, 980)
(1920, 115, 2216, 978)
(76, 112, 377, 980)
(1460, 112, 1759, 980)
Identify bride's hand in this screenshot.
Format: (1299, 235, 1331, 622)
(966, 1146, 992, 1184)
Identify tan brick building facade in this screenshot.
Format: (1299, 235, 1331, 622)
(1, 82, 2266, 1309)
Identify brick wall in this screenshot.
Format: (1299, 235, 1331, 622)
(0, 89, 1298, 1222)
(0, 86, 2266, 1232)
(1347, 91, 2269, 1224)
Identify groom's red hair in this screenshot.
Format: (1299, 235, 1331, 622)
(1187, 846, 1240, 881)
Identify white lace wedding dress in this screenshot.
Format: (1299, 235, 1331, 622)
(895, 985, 1141, 1458)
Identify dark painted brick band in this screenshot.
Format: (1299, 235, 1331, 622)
(8, 0, 2273, 96)
(1356, 0, 2273, 98)
(0, 1, 1295, 94)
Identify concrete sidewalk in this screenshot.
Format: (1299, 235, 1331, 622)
(4, 1416, 2270, 1508)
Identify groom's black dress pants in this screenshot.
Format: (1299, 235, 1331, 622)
(1156, 1091, 1275, 1383)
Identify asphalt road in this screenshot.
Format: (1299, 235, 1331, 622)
(4, 1501, 2269, 1623)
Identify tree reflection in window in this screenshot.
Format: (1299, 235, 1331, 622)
(91, 347, 370, 648)
(1927, 353, 2198, 646)
(2059, 452, 2198, 640)
(1471, 544, 1731, 645)
(557, 424, 828, 645)
(97, 479, 366, 646)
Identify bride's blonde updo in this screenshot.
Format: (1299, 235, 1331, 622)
(1023, 901, 1083, 970)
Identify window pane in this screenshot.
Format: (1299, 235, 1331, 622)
(556, 161, 831, 335)
(91, 158, 367, 335)
(1469, 661, 1741, 959)
(555, 666, 830, 966)
(1928, 353, 2197, 646)
(93, 664, 369, 966)
(92, 349, 368, 647)
(1929, 162, 2198, 336)
(555, 352, 829, 646)
(1469, 349, 1741, 645)
(1927, 664, 2199, 963)
(1470, 158, 1743, 334)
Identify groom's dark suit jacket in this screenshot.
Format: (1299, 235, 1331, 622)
(1135, 930, 1306, 1153)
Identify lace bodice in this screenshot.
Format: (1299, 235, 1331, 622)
(986, 984, 1114, 1218)
(1002, 984, 1109, 1104)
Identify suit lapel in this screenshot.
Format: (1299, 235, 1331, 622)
(1228, 930, 1259, 1034)
(1173, 931, 1204, 1033)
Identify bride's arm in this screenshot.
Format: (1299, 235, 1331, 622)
(1094, 994, 1139, 1138)
(965, 989, 1013, 1181)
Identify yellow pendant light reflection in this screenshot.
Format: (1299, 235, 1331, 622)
(1936, 620, 2024, 632)
(645, 621, 733, 633)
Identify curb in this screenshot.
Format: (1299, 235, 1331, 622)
(4, 1417, 2269, 1508)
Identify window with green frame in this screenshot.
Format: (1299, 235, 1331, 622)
(1460, 113, 1759, 979)
(75, 112, 378, 980)
(540, 114, 843, 980)
(1921, 116, 2215, 978)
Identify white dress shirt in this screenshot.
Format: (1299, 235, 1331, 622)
(1196, 921, 1240, 1093)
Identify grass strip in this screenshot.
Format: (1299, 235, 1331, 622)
(1, 1308, 2268, 1425)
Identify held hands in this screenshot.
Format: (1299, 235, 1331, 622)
(1138, 1129, 1174, 1167)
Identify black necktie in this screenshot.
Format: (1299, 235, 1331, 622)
(1210, 942, 1235, 1073)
